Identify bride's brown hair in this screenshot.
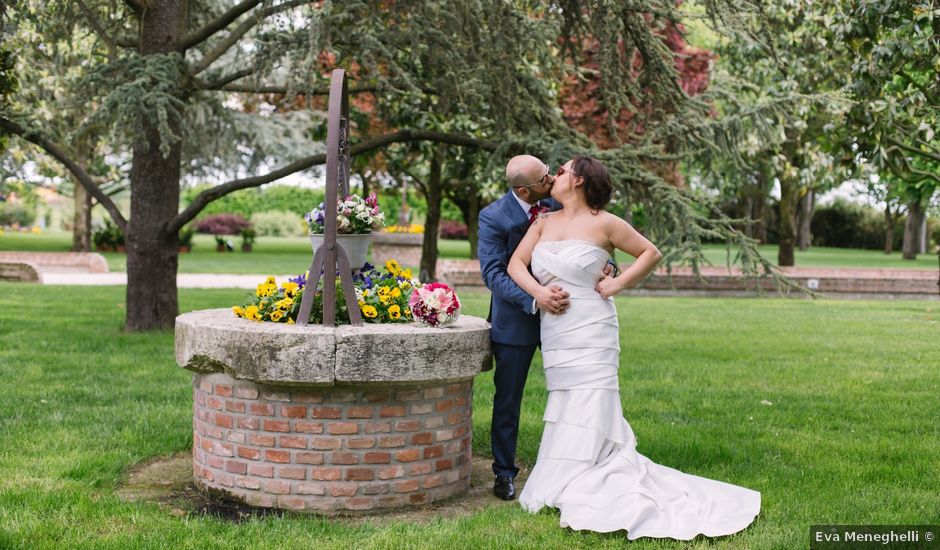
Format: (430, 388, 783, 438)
(572, 156, 613, 210)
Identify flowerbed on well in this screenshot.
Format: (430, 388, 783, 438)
(233, 259, 419, 325)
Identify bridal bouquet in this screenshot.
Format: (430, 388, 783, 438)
(408, 282, 461, 328)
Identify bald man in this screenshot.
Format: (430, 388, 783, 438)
(477, 155, 571, 500)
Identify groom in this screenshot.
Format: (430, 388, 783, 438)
(478, 155, 571, 500)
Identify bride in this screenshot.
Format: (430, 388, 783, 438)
(507, 156, 760, 539)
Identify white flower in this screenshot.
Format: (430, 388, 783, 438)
(338, 217, 351, 231)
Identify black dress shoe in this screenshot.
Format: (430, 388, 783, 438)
(494, 476, 516, 500)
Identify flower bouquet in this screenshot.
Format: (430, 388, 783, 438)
(305, 193, 385, 234)
(408, 282, 461, 328)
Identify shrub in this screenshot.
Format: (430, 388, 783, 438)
(181, 184, 325, 219)
(440, 219, 468, 239)
(250, 210, 306, 237)
(0, 202, 36, 227)
(811, 199, 900, 250)
(179, 226, 195, 249)
(92, 219, 125, 250)
(193, 213, 251, 235)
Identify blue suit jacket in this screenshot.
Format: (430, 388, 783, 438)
(478, 191, 558, 346)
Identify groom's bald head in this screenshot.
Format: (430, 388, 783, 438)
(506, 155, 545, 188)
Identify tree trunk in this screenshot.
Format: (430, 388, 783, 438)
(466, 189, 480, 260)
(797, 188, 814, 251)
(752, 170, 769, 244)
(883, 204, 896, 255)
(902, 199, 923, 260)
(125, 1, 186, 331)
(777, 178, 799, 266)
(419, 147, 444, 281)
(446, 179, 481, 260)
(918, 210, 928, 254)
(71, 182, 92, 252)
(743, 196, 754, 239)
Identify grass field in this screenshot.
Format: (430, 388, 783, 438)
(2, 231, 937, 273)
(0, 284, 937, 548)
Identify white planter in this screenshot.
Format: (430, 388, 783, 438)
(309, 233, 372, 271)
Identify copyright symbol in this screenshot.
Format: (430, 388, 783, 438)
(926, 531, 934, 542)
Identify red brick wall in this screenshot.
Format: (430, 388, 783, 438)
(192, 373, 473, 514)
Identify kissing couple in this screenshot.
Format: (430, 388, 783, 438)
(477, 154, 760, 539)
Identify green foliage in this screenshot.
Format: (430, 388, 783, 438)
(181, 184, 324, 219)
(0, 201, 34, 226)
(178, 226, 194, 249)
(811, 199, 901, 250)
(91, 219, 124, 250)
(78, 52, 187, 158)
(249, 210, 305, 237)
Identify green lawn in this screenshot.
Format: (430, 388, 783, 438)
(1, 284, 937, 548)
(2, 231, 938, 273)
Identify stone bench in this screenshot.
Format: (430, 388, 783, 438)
(0, 261, 42, 283)
(176, 309, 492, 514)
(0, 251, 109, 273)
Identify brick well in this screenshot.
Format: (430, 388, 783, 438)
(192, 372, 473, 514)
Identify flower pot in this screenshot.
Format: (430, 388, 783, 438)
(310, 233, 372, 271)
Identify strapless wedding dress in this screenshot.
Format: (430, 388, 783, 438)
(518, 239, 760, 539)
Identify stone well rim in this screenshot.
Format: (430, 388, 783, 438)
(175, 309, 492, 387)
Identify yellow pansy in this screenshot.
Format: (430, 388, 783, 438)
(404, 307, 411, 316)
(401, 268, 412, 279)
(275, 297, 293, 310)
(270, 310, 284, 322)
(281, 281, 299, 298)
(362, 305, 378, 318)
(388, 304, 401, 320)
(377, 285, 390, 296)
(256, 283, 276, 298)
(390, 287, 401, 298)
(265, 276, 276, 286)
(363, 289, 371, 297)
(232, 306, 244, 318)
(287, 318, 295, 324)
(244, 305, 261, 321)
(385, 259, 401, 274)
(358, 300, 366, 308)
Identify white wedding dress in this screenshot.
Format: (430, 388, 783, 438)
(519, 240, 761, 539)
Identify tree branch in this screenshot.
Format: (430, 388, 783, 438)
(190, 0, 308, 74)
(115, 33, 140, 48)
(75, 0, 118, 59)
(218, 83, 379, 95)
(181, 0, 262, 50)
(200, 67, 257, 90)
(123, 0, 145, 14)
(0, 116, 128, 232)
(888, 136, 940, 164)
(169, 129, 501, 234)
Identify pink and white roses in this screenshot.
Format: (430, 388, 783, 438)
(408, 282, 461, 328)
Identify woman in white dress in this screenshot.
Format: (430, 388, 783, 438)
(507, 156, 760, 539)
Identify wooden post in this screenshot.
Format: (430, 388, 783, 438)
(297, 69, 363, 327)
